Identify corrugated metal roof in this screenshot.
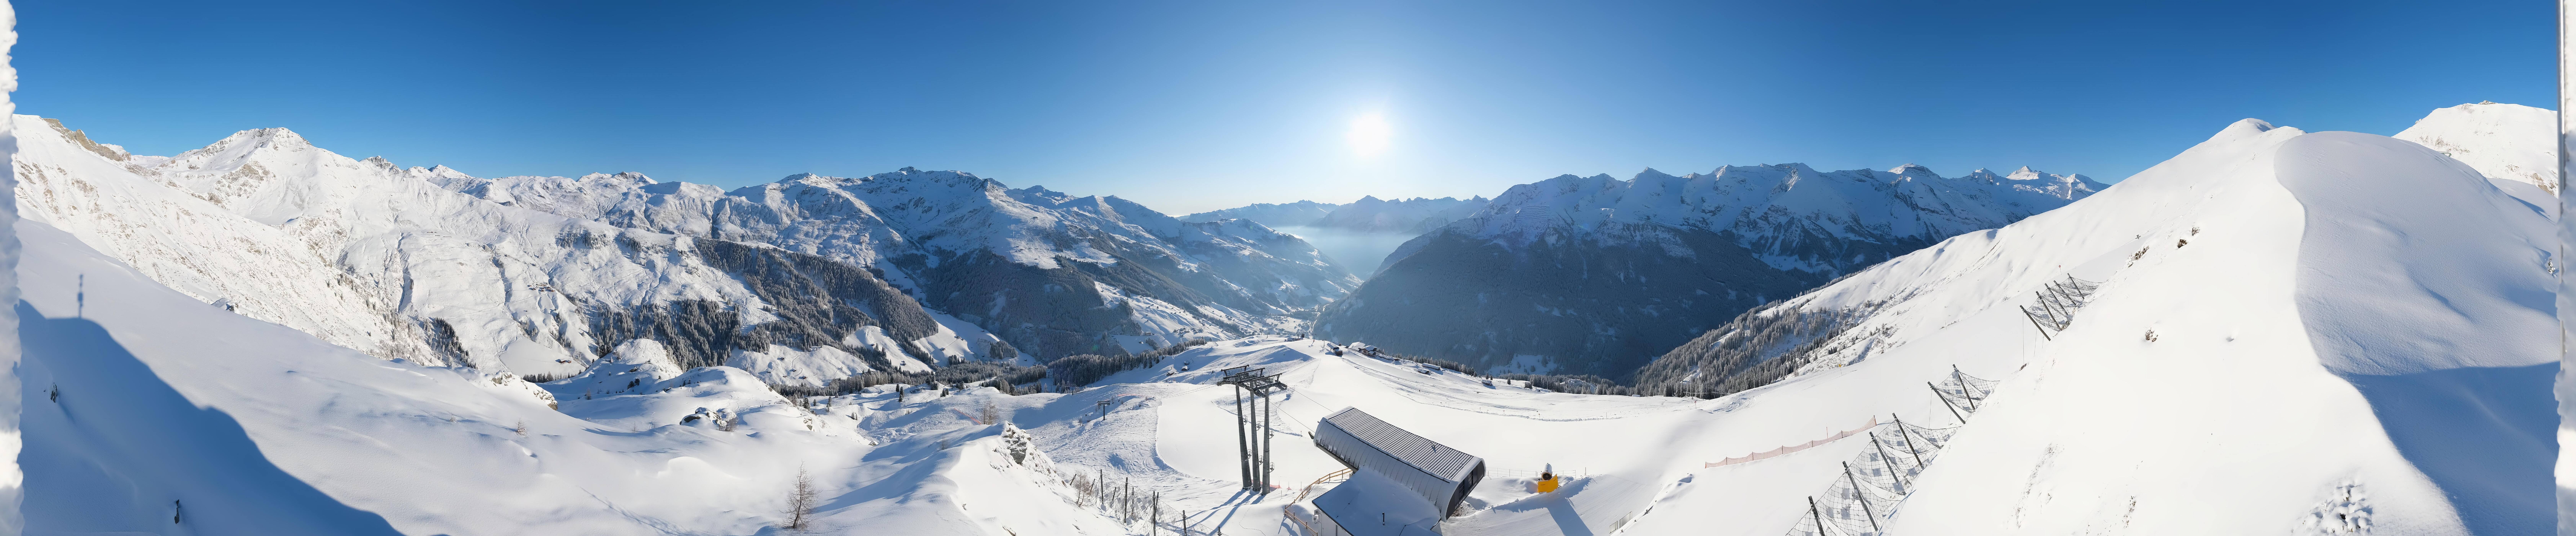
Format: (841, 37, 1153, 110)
(1322, 408, 1480, 481)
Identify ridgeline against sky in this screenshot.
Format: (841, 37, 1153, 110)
(20, 0, 2551, 213)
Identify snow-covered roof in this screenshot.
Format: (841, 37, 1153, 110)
(1321, 407, 1481, 482)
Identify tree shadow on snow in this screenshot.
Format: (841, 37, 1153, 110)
(2340, 362, 2556, 535)
(19, 301, 405, 535)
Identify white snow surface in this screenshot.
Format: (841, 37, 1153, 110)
(1717, 119, 2553, 534)
(17, 217, 1124, 535)
(2396, 101, 2558, 196)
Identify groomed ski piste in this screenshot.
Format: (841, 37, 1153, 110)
(14, 111, 2556, 535)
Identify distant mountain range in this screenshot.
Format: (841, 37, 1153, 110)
(1185, 195, 1492, 234)
(1180, 200, 1342, 228)
(13, 118, 1355, 382)
(1315, 165, 2103, 378)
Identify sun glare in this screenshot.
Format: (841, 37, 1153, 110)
(1347, 113, 1392, 157)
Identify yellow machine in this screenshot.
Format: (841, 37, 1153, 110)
(1534, 471, 1560, 493)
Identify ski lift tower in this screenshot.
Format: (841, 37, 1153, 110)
(1219, 366, 1288, 493)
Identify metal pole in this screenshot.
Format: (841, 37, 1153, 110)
(1844, 462, 1881, 532)
(1869, 431, 1909, 491)
(1233, 387, 1251, 489)
(1953, 365, 1979, 411)
(1808, 496, 1833, 536)
(2018, 306, 2054, 341)
(1261, 390, 1276, 492)
(2561, 1, 2576, 531)
(1892, 414, 1925, 468)
(1931, 383, 1967, 423)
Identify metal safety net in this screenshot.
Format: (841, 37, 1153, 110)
(1787, 419, 1966, 535)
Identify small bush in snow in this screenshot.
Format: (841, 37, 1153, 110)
(780, 466, 818, 533)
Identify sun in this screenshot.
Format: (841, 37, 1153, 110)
(1347, 113, 1392, 158)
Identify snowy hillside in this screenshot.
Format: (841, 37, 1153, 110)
(16, 103, 2549, 536)
(1181, 199, 1342, 227)
(1318, 164, 2101, 377)
(11, 116, 999, 381)
(2396, 101, 2556, 196)
(1633, 118, 2550, 534)
(1308, 195, 1492, 234)
(444, 168, 1360, 358)
(17, 216, 1128, 535)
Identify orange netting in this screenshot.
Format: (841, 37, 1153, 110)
(1702, 417, 1879, 468)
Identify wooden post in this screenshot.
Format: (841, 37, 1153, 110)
(1930, 382, 1967, 423)
(1844, 462, 1882, 532)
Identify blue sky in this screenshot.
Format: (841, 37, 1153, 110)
(18, 1, 2551, 214)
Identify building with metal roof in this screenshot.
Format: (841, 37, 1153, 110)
(1309, 406, 1487, 531)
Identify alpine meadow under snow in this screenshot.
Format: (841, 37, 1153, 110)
(5, 101, 2561, 536)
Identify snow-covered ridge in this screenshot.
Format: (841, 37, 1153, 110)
(1320, 163, 2098, 377)
(1308, 194, 1492, 233)
(9, 115, 998, 380)
(439, 166, 1359, 359)
(2395, 100, 2557, 198)
(1434, 164, 2099, 271)
(1179, 199, 1341, 227)
(1630, 116, 2551, 533)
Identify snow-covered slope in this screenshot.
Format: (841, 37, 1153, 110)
(1627, 119, 2550, 534)
(2396, 101, 2556, 197)
(1317, 164, 2101, 377)
(10, 116, 992, 380)
(1181, 199, 1342, 227)
(1309, 195, 1492, 233)
(444, 168, 1360, 358)
(17, 216, 1128, 535)
(26, 111, 2544, 534)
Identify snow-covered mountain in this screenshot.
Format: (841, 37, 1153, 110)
(438, 168, 1361, 359)
(2396, 101, 2556, 197)
(28, 103, 2548, 536)
(1308, 195, 1491, 234)
(1317, 164, 2101, 377)
(11, 116, 1017, 381)
(1179, 199, 1341, 227)
(1634, 117, 2550, 534)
